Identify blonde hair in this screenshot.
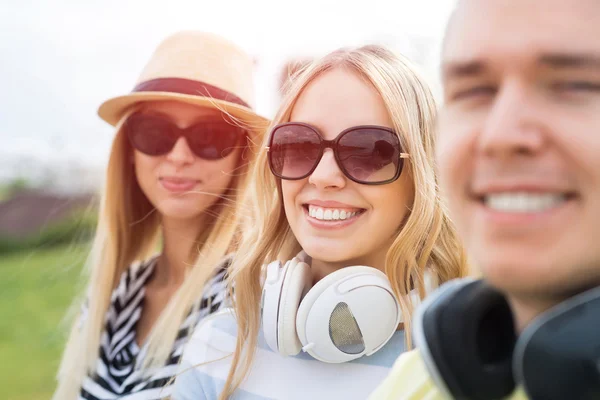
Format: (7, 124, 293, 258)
(220, 45, 469, 399)
(53, 105, 266, 400)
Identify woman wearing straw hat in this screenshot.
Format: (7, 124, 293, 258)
(53, 31, 269, 400)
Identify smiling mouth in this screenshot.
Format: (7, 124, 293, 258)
(303, 204, 366, 221)
(476, 192, 578, 213)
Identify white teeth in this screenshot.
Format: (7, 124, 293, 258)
(485, 192, 567, 213)
(316, 208, 324, 220)
(307, 205, 361, 221)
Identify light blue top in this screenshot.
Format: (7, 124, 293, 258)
(172, 309, 406, 400)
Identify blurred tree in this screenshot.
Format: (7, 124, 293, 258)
(1, 177, 30, 198)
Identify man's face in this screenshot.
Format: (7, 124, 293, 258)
(437, 0, 600, 299)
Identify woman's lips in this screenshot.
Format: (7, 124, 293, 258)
(159, 177, 199, 192)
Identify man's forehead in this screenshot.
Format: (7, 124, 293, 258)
(443, 0, 600, 68)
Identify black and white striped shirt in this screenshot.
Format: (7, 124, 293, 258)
(79, 257, 229, 400)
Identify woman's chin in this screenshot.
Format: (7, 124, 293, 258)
(155, 203, 207, 222)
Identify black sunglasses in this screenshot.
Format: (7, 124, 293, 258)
(266, 122, 409, 185)
(124, 111, 245, 160)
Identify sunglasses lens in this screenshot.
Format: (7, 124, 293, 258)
(186, 121, 243, 160)
(125, 113, 244, 160)
(269, 124, 322, 179)
(126, 113, 177, 156)
(338, 128, 401, 183)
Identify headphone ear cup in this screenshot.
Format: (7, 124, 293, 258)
(296, 266, 400, 363)
(277, 258, 311, 356)
(514, 287, 600, 400)
(414, 279, 517, 400)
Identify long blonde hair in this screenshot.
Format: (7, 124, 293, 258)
(220, 45, 469, 399)
(53, 105, 266, 400)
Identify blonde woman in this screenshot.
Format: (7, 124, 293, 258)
(53, 32, 268, 400)
(172, 45, 469, 400)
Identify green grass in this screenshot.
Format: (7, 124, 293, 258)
(0, 243, 89, 400)
(0, 186, 11, 202)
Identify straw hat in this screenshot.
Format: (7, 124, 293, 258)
(98, 31, 269, 130)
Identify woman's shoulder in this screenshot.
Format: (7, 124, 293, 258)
(183, 309, 237, 365)
(197, 253, 233, 308)
(175, 311, 408, 400)
(187, 308, 237, 353)
(205, 253, 232, 291)
(173, 309, 238, 399)
(180, 253, 235, 335)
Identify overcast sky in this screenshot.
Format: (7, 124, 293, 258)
(0, 0, 456, 171)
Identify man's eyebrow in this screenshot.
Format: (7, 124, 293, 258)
(442, 60, 487, 81)
(538, 53, 600, 69)
(441, 53, 600, 84)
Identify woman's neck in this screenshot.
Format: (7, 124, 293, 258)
(154, 214, 206, 287)
(309, 246, 388, 284)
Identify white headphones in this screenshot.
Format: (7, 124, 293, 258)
(261, 253, 433, 363)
